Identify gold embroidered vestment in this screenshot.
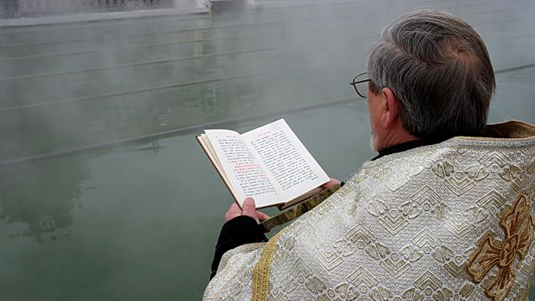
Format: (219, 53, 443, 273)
(204, 121, 535, 301)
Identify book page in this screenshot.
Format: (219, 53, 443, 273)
(204, 130, 280, 207)
(242, 119, 330, 203)
(197, 134, 233, 194)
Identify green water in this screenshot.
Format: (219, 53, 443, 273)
(1, 1, 534, 299)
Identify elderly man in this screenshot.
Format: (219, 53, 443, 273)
(204, 9, 535, 300)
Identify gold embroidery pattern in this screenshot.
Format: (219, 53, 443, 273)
(467, 194, 535, 301)
(402, 271, 453, 301)
(432, 160, 489, 196)
(251, 231, 283, 301)
(366, 198, 421, 235)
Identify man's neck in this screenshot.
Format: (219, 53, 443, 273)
(372, 139, 424, 161)
(372, 136, 453, 161)
(380, 128, 419, 151)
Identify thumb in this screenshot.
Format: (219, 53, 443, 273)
(322, 178, 341, 189)
(242, 198, 258, 222)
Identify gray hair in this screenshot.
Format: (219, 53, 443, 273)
(367, 9, 495, 140)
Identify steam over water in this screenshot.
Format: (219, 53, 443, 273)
(0, 0, 534, 299)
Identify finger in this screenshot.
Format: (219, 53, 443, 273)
(229, 202, 241, 211)
(322, 178, 341, 188)
(242, 198, 259, 222)
(256, 211, 270, 221)
(224, 202, 243, 221)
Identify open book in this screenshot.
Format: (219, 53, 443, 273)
(197, 119, 330, 209)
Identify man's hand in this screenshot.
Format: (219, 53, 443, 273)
(223, 179, 340, 224)
(224, 198, 270, 224)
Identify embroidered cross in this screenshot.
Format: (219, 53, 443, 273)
(467, 194, 535, 301)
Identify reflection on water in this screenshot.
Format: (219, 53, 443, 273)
(0, 158, 89, 242)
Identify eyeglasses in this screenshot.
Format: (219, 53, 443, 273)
(350, 72, 370, 98)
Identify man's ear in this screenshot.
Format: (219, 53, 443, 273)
(380, 87, 399, 128)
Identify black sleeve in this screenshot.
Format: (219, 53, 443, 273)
(210, 216, 268, 279)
